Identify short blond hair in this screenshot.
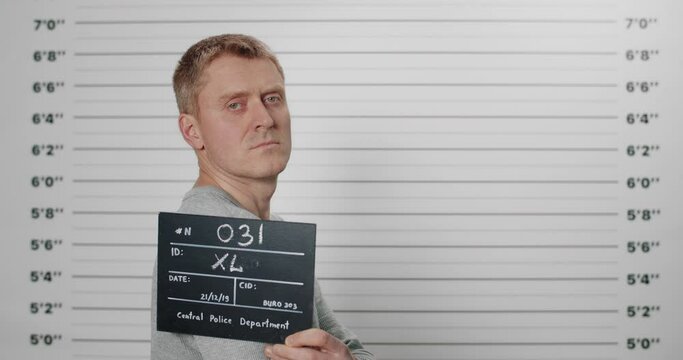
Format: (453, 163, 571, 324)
(173, 34, 284, 115)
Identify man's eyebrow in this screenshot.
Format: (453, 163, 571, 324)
(217, 89, 249, 103)
(262, 84, 286, 97)
(217, 85, 285, 103)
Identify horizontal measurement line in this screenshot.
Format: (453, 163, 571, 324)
(72, 275, 151, 279)
(72, 242, 156, 247)
(294, 99, 619, 105)
(294, 82, 618, 88)
(73, 50, 619, 56)
(283, 212, 618, 216)
(73, 211, 164, 214)
(75, 83, 169, 87)
(363, 341, 618, 346)
(72, 114, 618, 119)
(72, 258, 153, 263)
(300, 115, 620, 119)
(72, 290, 149, 295)
(74, 115, 173, 119)
(76, 2, 619, 9)
(295, 99, 619, 104)
(70, 211, 619, 216)
(68, 339, 617, 346)
(72, 322, 148, 326)
(73, 290, 616, 297)
(73, 147, 186, 151)
(73, 163, 618, 168)
(320, 277, 618, 281)
(69, 274, 619, 282)
(71, 147, 619, 152)
(73, 180, 191, 183)
(294, 131, 618, 135)
(335, 309, 618, 314)
(68, 338, 617, 346)
(288, 165, 620, 169)
(73, 98, 619, 104)
(69, 308, 618, 314)
(70, 194, 617, 199)
(319, 228, 617, 232)
(73, 97, 620, 103)
(73, 131, 618, 136)
(74, 19, 617, 25)
(354, 325, 618, 329)
(292, 147, 619, 151)
(73, 82, 617, 88)
(85, 259, 617, 265)
(288, 66, 620, 71)
(73, 306, 149, 311)
(73, 226, 154, 230)
(73, 355, 148, 359)
(70, 227, 617, 233)
(69, 243, 618, 248)
(280, 180, 618, 184)
(281, 50, 619, 56)
(70, 179, 619, 184)
(72, 193, 180, 198)
(318, 245, 618, 249)
(72, 65, 618, 72)
(90, 290, 612, 297)
(76, 32, 620, 38)
(72, 338, 150, 343)
(71, 52, 180, 56)
(279, 195, 619, 199)
(329, 292, 618, 297)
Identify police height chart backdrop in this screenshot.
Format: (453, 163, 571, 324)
(2, 0, 682, 359)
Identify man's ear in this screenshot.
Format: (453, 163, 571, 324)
(178, 113, 204, 150)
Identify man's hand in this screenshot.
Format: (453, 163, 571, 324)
(264, 329, 355, 360)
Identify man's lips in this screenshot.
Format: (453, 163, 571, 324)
(251, 140, 279, 149)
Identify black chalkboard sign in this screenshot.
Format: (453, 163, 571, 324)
(156, 212, 316, 344)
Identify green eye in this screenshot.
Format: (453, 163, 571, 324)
(228, 102, 241, 110)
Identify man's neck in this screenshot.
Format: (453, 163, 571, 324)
(194, 169, 277, 220)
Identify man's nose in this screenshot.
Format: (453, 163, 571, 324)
(250, 99, 275, 131)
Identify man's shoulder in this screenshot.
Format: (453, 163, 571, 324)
(177, 186, 258, 219)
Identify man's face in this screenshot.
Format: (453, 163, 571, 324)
(193, 54, 291, 181)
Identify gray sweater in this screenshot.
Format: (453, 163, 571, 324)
(151, 186, 374, 360)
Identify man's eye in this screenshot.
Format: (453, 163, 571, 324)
(265, 95, 280, 103)
(228, 102, 242, 110)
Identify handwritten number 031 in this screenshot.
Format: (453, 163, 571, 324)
(216, 223, 264, 247)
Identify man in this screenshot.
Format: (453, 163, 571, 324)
(151, 34, 374, 360)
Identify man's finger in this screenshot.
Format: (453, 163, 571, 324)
(268, 343, 319, 360)
(285, 328, 342, 352)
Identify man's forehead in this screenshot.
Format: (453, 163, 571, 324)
(206, 55, 281, 81)
(199, 54, 284, 98)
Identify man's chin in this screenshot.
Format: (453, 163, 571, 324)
(249, 161, 288, 180)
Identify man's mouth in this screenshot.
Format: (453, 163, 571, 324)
(251, 140, 279, 149)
